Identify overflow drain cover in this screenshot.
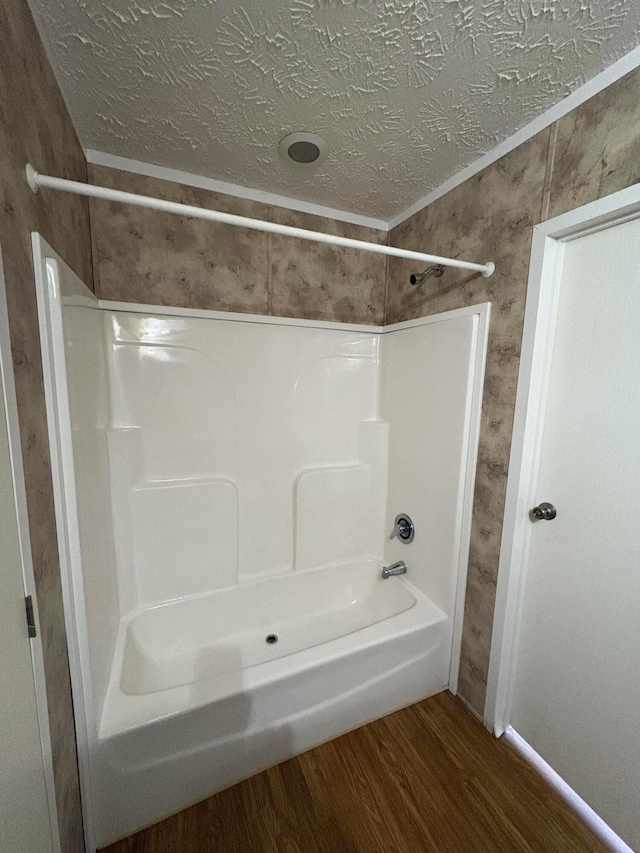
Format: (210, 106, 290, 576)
(266, 634, 278, 645)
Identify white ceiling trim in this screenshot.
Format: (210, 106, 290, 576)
(85, 150, 389, 232)
(87, 42, 640, 237)
(388, 43, 640, 230)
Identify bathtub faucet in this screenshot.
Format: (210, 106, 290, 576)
(381, 560, 407, 579)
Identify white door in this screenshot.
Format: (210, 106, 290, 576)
(511, 217, 640, 850)
(0, 289, 55, 848)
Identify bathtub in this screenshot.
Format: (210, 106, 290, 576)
(93, 559, 450, 845)
(34, 247, 488, 849)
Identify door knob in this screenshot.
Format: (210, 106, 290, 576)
(532, 502, 557, 520)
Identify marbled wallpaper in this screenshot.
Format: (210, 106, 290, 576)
(548, 67, 640, 220)
(89, 165, 387, 325)
(0, 0, 93, 849)
(386, 63, 640, 716)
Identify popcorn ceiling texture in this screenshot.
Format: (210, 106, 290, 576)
(28, 0, 640, 219)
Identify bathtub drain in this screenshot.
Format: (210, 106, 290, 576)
(265, 634, 278, 645)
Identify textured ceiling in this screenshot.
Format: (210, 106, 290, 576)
(29, 0, 640, 219)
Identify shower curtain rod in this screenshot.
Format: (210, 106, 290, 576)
(26, 165, 495, 277)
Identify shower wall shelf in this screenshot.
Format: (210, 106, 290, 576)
(25, 164, 495, 278)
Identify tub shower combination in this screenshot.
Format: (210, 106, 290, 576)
(34, 234, 488, 847)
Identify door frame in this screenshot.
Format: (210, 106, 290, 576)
(484, 182, 640, 736)
(0, 244, 61, 851)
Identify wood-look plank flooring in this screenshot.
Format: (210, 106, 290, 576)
(102, 691, 609, 852)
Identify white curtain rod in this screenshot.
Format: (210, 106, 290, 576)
(26, 165, 495, 277)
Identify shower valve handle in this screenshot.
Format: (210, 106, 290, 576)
(390, 513, 415, 543)
(391, 519, 410, 538)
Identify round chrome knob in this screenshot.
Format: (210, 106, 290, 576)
(532, 502, 557, 521)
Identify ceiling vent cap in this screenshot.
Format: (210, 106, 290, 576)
(278, 131, 328, 166)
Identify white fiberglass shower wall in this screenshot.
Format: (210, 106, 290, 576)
(108, 311, 387, 604)
(34, 234, 488, 849)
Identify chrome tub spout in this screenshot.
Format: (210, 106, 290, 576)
(381, 561, 407, 579)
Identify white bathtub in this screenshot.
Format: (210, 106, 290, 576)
(35, 245, 487, 849)
(120, 561, 418, 694)
(93, 560, 450, 845)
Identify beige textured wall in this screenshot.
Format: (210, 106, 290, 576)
(89, 165, 387, 325)
(386, 65, 640, 715)
(0, 0, 94, 849)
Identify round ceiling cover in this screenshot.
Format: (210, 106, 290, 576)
(278, 132, 328, 166)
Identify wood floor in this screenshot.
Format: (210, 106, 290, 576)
(102, 691, 609, 853)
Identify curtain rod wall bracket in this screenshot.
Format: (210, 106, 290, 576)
(26, 164, 40, 193)
(25, 164, 495, 278)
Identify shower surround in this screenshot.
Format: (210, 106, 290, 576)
(34, 234, 487, 846)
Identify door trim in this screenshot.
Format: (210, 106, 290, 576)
(484, 183, 640, 736)
(0, 246, 61, 852)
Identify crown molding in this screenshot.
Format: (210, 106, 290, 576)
(85, 150, 389, 232)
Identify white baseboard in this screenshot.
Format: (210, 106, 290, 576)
(505, 728, 635, 853)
